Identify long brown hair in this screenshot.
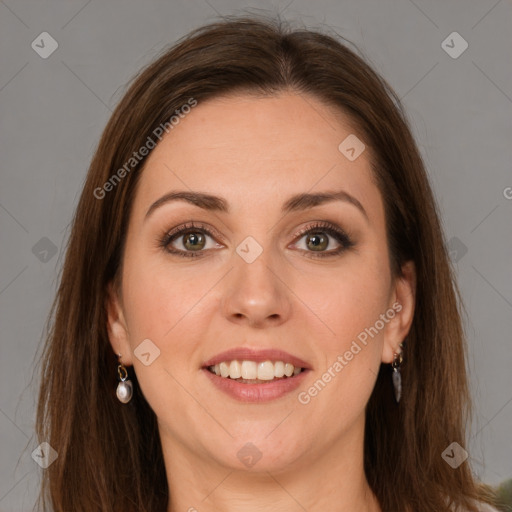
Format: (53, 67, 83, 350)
(35, 14, 497, 512)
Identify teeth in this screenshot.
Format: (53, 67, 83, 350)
(208, 360, 304, 381)
(219, 362, 230, 378)
(241, 361, 257, 379)
(257, 361, 274, 380)
(229, 360, 241, 379)
(274, 361, 285, 378)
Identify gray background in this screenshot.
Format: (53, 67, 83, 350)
(0, 0, 511, 510)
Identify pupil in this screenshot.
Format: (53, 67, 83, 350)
(307, 232, 327, 251)
(184, 232, 205, 250)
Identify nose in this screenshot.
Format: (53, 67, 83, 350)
(220, 247, 293, 329)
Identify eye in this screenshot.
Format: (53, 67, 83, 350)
(158, 220, 354, 259)
(159, 221, 223, 258)
(291, 221, 354, 258)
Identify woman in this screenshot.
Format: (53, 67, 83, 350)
(35, 14, 500, 512)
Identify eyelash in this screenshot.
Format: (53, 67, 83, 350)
(158, 220, 354, 259)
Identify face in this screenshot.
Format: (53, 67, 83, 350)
(107, 92, 415, 473)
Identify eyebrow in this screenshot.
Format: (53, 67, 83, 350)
(144, 189, 368, 222)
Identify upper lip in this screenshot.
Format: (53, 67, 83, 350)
(202, 347, 312, 370)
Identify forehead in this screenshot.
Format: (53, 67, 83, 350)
(132, 92, 382, 221)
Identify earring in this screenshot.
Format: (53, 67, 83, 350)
(116, 354, 133, 404)
(391, 342, 404, 403)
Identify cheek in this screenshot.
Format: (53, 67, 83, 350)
(308, 257, 391, 353)
(119, 256, 204, 415)
(121, 250, 205, 341)
(297, 253, 391, 421)
(120, 253, 220, 392)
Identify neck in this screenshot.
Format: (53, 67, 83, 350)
(162, 413, 381, 512)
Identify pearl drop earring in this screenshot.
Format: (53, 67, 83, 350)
(116, 354, 133, 404)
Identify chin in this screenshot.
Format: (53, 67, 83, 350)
(205, 431, 305, 473)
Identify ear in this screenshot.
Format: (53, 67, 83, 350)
(381, 260, 416, 364)
(105, 280, 133, 366)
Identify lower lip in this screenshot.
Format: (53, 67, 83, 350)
(201, 368, 310, 403)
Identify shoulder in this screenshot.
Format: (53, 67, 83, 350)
(450, 499, 501, 512)
(479, 504, 501, 512)
(465, 502, 501, 512)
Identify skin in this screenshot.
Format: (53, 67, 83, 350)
(106, 92, 416, 512)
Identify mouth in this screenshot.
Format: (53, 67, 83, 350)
(205, 360, 305, 384)
(201, 347, 311, 402)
